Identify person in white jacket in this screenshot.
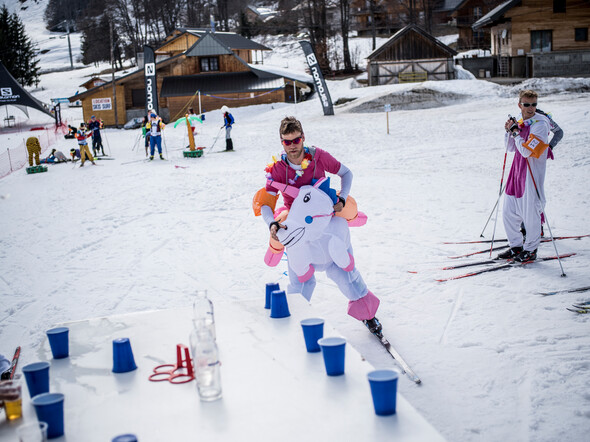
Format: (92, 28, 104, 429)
(498, 90, 551, 262)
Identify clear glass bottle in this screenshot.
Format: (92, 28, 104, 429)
(192, 290, 216, 340)
(189, 328, 222, 402)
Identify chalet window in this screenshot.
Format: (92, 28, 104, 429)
(531, 30, 552, 53)
(473, 7, 482, 20)
(131, 89, 145, 107)
(200, 57, 219, 72)
(553, 0, 566, 13)
(575, 28, 588, 42)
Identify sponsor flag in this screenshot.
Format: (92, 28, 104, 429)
(144, 45, 159, 116)
(299, 41, 334, 116)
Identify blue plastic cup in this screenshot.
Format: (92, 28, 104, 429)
(112, 338, 137, 373)
(367, 369, 399, 416)
(270, 290, 290, 318)
(31, 392, 65, 439)
(300, 318, 324, 352)
(318, 337, 346, 376)
(112, 434, 138, 442)
(22, 362, 50, 398)
(47, 327, 69, 359)
(265, 282, 280, 309)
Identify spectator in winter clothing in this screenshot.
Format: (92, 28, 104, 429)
(26, 136, 41, 166)
(88, 115, 105, 156)
(498, 90, 552, 262)
(70, 148, 81, 161)
(42, 149, 68, 163)
(141, 115, 150, 157)
(221, 105, 234, 151)
(64, 125, 77, 139)
(146, 112, 165, 160)
(75, 125, 96, 166)
(253, 116, 382, 335)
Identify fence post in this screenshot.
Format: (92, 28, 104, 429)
(7, 148, 12, 172)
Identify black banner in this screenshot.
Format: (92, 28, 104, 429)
(144, 45, 159, 116)
(299, 41, 334, 116)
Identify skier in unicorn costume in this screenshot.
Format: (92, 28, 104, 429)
(253, 116, 382, 333)
(499, 89, 552, 262)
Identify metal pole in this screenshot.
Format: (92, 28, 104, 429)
(110, 21, 119, 127)
(525, 158, 566, 276)
(66, 21, 73, 69)
(294, 81, 297, 105)
(198, 91, 201, 115)
(7, 148, 12, 172)
(386, 112, 389, 134)
(489, 149, 508, 256)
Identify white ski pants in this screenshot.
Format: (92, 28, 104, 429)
(503, 193, 542, 252)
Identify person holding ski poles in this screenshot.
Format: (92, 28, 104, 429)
(252, 116, 382, 334)
(146, 112, 165, 160)
(497, 90, 551, 262)
(221, 105, 234, 151)
(75, 124, 97, 167)
(88, 115, 105, 157)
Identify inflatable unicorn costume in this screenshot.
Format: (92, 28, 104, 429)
(254, 177, 380, 323)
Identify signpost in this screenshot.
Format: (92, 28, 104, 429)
(384, 104, 391, 134)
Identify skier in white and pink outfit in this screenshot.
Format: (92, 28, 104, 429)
(499, 90, 552, 262)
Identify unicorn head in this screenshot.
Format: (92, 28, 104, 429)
(277, 177, 337, 248)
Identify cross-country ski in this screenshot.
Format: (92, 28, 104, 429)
(436, 254, 576, 282)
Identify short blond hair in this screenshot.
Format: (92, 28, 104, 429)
(519, 89, 538, 101)
(279, 116, 303, 136)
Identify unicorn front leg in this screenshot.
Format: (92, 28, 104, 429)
(328, 236, 354, 271)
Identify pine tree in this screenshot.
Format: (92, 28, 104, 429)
(0, 6, 40, 87)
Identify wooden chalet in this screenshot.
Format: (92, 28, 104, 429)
(449, 0, 504, 49)
(68, 29, 313, 126)
(472, 0, 590, 77)
(367, 25, 458, 85)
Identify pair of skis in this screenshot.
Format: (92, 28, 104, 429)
(566, 300, 590, 314)
(447, 234, 589, 259)
(0, 346, 21, 381)
(436, 253, 576, 282)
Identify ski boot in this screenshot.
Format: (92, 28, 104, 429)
(149, 156, 154, 161)
(496, 246, 522, 260)
(363, 317, 383, 338)
(514, 249, 537, 263)
(160, 154, 165, 160)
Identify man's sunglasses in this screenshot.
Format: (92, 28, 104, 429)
(521, 102, 537, 107)
(281, 137, 302, 146)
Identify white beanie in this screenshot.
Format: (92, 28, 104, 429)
(221, 105, 229, 113)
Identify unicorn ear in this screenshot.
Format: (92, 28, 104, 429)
(313, 177, 328, 189)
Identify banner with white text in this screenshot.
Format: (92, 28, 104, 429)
(144, 45, 159, 116)
(299, 41, 334, 116)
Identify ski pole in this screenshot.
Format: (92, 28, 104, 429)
(489, 147, 509, 257)
(162, 133, 169, 158)
(103, 131, 112, 156)
(525, 158, 566, 277)
(480, 184, 505, 238)
(207, 127, 224, 153)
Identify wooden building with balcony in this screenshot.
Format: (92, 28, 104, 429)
(472, 0, 590, 77)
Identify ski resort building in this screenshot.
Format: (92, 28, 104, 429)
(68, 28, 314, 126)
(366, 25, 457, 85)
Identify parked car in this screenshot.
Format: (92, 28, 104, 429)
(123, 117, 143, 129)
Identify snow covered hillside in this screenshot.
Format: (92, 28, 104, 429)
(3, 2, 590, 441)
